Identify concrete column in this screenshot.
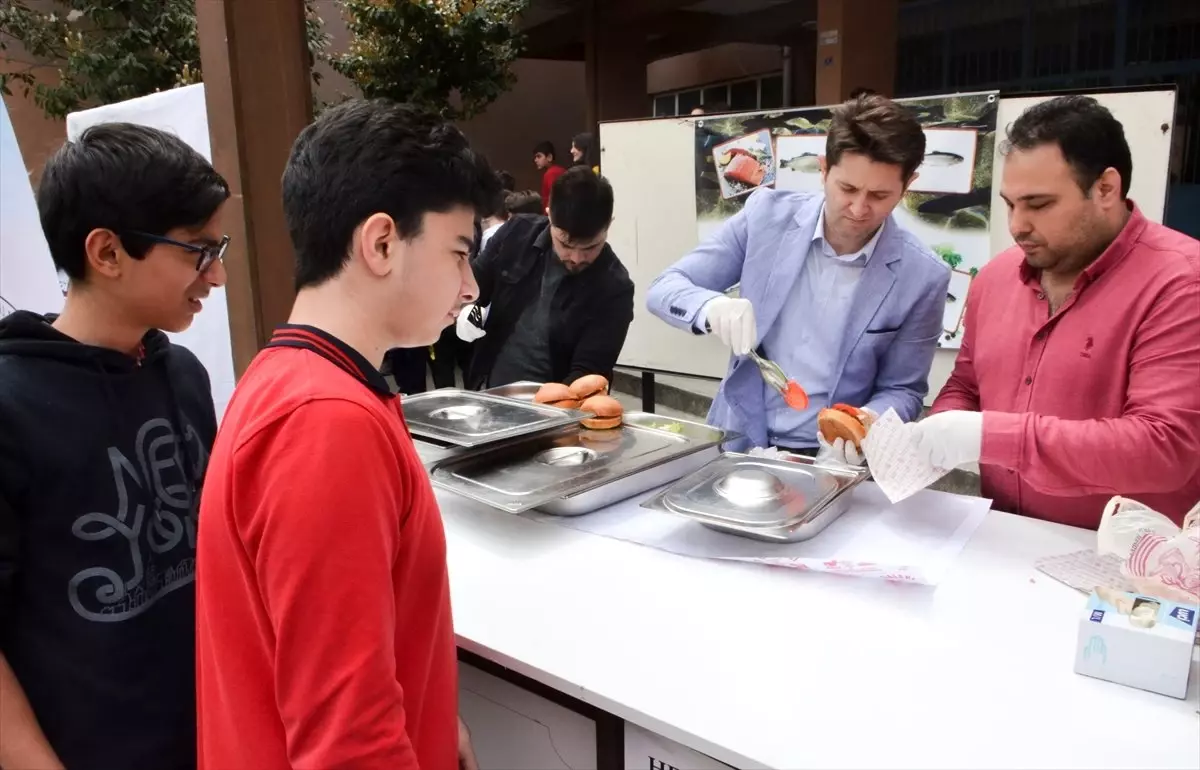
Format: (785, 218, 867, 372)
(815, 0, 898, 104)
(585, 0, 649, 133)
(788, 28, 818, 107)
(195, 0, 313, 376)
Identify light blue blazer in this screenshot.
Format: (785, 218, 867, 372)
(646, 189, 951, 451)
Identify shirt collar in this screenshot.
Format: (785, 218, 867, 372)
(1017, 200, 1148, 287)
(266, 324, 393, 397)
(813, 203, 885, 265)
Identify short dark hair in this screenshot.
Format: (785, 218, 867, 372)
(496, 170, 516, 191)
(504, 190, 543, 215)
(548, 167, 612, 240)
(826, 94, 926, 181)
(533, 141, 555, 159)
(1001, 95, 1132, 198)
(37, 123, 229, 282)
(282, 99, 501, 290)
(847, 87, 877, 99)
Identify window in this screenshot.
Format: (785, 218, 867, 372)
(759, 75, 783, 109)
(729, 79, 758, 111)
(677, 89, 702, 114)
(652, 73, 784, 117)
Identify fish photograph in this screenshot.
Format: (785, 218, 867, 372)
(909, 127, 978, 194)
(774, 134, 827, 192)
(711, 129, 776, 200)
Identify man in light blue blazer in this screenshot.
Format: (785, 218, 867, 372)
(647, 94, 951, 459)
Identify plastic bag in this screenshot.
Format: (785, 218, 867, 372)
(1096, 496, 1200, 604)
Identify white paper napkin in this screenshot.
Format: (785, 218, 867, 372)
(862, 408, 951, 503)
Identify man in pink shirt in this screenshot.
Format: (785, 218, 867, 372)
(910, 95, 1200, 529)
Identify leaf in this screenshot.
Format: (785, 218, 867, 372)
(331, 0, 528, 119)
(0, 0, 330, 120)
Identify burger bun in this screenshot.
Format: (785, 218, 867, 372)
(534, 382, 581, 410)
(579, 393, 623, 430)
(817, 406, 868, 448)
(569, 374, 610, 401)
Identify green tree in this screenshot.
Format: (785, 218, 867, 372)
(332, 0, 526, 119)
(0, 0, 330, 120)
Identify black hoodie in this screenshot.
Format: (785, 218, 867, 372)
(0, 311, 216, 769)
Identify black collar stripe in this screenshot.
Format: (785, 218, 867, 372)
(266, 325, 392, 397)
(271, 329, 360, 376)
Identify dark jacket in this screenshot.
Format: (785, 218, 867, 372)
(0, 311, 215, 769)
(466, 215, 635, 389)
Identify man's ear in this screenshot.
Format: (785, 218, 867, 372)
(357, 213, 399, 278)
(1094, 167, 1123, 208)
(83, 228, 124, 279)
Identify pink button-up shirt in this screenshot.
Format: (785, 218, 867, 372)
(932, 204, 1200, 529)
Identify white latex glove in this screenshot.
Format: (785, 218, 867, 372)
(455, 303, 488, 342)
(747, 446, 795, 460)
(814, 406, 877, 467)
(911, 410, 984, 471)
(703, 297, 756, 356)
(815, 435, 863, 467)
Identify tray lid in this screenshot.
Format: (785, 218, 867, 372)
(659, 454, 850, 527)
(400, 389, 588, 447)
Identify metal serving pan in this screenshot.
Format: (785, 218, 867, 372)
(642, 452, 870, 543)
(401, 389, 590, 448)
(430, 412, 728, 515)
(481, 381, 543, 402)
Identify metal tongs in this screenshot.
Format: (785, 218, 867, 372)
(747, 349, 789, 394)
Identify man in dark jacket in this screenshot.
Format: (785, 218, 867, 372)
(457, 166, 634, 389)
(0, 123, 229, 769)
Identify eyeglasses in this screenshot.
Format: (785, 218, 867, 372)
(124, 231, 230, 273)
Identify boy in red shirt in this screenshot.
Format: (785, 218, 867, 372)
(534, 140, 565, 209)
(196, 99, 500, 769)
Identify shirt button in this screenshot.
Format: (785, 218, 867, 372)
(1036, 292, 1046, 300)
(1024, 376, 1033, 385)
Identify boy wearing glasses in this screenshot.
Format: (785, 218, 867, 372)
(0, 123, 229, 769)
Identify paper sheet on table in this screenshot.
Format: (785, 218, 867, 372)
(523, 482, 992, 586)
(1034, 549, 1136, 594)
(862, 408, 951, 503)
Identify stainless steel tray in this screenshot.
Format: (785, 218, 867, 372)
(430, 412, 726, 515)
(401, 389, 590, 447)
(482, 381, 543, 401)
(643, 452, 869, 543)
(412, 438, 467, 470)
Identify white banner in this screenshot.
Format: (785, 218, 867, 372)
(0, 98, 61, 320)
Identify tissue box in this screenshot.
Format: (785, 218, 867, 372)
(1074, 588, 1198, 699)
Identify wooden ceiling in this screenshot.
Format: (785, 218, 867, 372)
(520, 0, 817, 61)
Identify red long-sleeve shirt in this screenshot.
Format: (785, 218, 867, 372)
(932, 204, 1200, 529)
(196, 325, 458, 770)
(541, 164, 565, 208)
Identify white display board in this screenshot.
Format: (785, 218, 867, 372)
(459, 662, 598, 770)
(624, 721, 735, 770)
(67, 84, 237, 419)
(0, 98, 60, 320)
(604, 87, 1177, 404)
